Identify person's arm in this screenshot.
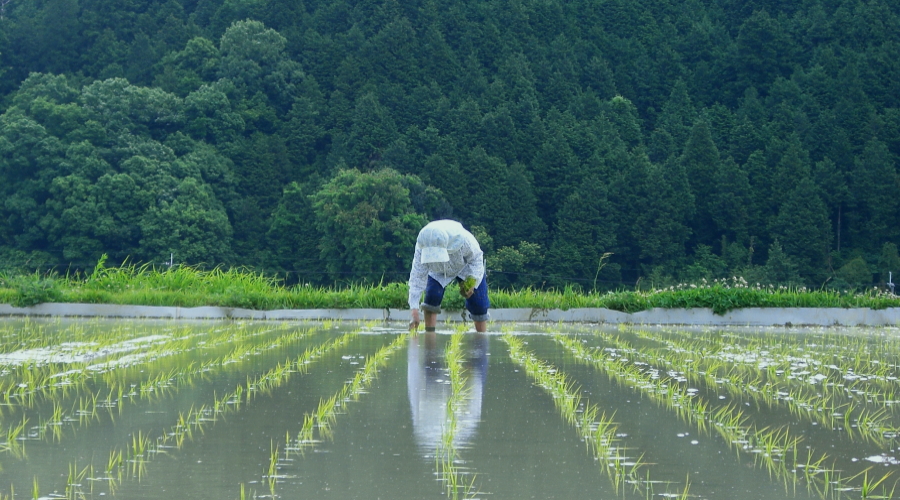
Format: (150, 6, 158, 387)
(408, 247, 427, 330)
(460, 234, 485, 290)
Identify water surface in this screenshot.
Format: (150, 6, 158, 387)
(1, 319, 898, 500)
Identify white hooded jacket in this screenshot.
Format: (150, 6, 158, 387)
(407, 220, 485, 310)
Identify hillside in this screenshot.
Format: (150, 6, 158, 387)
(0, 0, 898, 291)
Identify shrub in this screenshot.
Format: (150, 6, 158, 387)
(8, 273, 63, 307)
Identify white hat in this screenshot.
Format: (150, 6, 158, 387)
(417, 224, 450, 264)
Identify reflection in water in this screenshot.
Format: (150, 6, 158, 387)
(407, 333, 488, 455)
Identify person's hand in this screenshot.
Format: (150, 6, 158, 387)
(409, 309, 420, 332)
(458, 286, 474, 299)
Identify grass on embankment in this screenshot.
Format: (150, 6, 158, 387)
(1, 262, 899, 315)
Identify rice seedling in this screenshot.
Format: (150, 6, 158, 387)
(435, 331, 479, 500)
(608, 326, 900, 446)
(286, 334, 408, 457)
(502, 333, 637, 495)
(106, 448, 123, 475)
(30, 327, 369, 499)
(266, 440, 279, 495)
(0, 415, 27, 457)
(551, 333, 847, 496)
(0, 321, 335, 466)
(65, 461, 89, 500)
(676, 473, 691, 500)
(858, 469, 895, 499)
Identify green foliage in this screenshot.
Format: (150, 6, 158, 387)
(0, 2, 898, 289)
(6, 272, 63, 307)
(759, 240, 804, 288)
(877, 243, 900, 285)
(490, 241, 545, 289)
(683, 245, 727, 283)
(2, 263, 899, 314)
(311, 168, 430, 283)
(837, 257, 872, 291)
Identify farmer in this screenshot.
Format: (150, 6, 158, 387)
(408, 219, 489, 333)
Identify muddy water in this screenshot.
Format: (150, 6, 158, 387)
(1, 319, 899, 499)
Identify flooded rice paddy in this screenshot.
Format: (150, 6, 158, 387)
(1, 318, 900, 499)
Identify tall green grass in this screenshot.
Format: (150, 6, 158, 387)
(1, 264, 899, 314)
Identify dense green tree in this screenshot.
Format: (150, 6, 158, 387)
(183, 80, 245, 144)
(768, 176, 832, 285)
(847, 139, 900, 253)
(217, 19, 304, 111)
(462, 148, 546, 249)
(734, 10, 795, 92)
(530, 113, 580, 224)
(153, 37, 221, 96)
(310, 168, 430, 282)
(633, 154, 694, 271)
(709, 157, 753, 245)
(877, 242, 900, 286)
(604, 95, 643, 150)
(346, 92, 399, 169)
(836, 256, 871, 290)
(812, 157, 849, 252)
(680, 118, 721, 247)
(268, 181, 325, 283)
(545, 175, 617, 289)
(759, 239, 803, 287)
(489, 241, 545, 290)
(138, 176, 233, 265)
(683, 244, 727, 283)
(649, 80, 695, 162)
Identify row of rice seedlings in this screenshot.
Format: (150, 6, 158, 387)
(0, 321, 286, 409)
(436, 330, 479, 500)
(561, 331, 900, 499)
(502, 333, 649, 496)
(64, 330, 363, 497)
(64, 461, 91, 500)
(266, 440, 280, 497)
(0, 321, 316, 428)
(677, 327, 900, 397)
(599, 328, 900, 446)
(550, 334, 871, 498)
(0, 317, 148, 356)
(709, 332, 900, 399)
(0, 486, 18, 500)
(727, 327, 900, 367)
(99, 322, 328, 407)
(626, 327, 891, 413)
(258, 333, 408, 499)
(0, 323, 328, 461)
(289, 333, 408, 455)
(623, 327, 900, 444)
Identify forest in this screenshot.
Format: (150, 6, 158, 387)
(0, 0, 899, 292)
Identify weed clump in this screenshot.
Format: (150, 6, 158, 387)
(6, 273, 63, 307)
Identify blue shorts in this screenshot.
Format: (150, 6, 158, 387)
(422, 274, 490, 322)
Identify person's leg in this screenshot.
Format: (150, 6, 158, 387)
(422, 276, 446, 332)
(465, 274, 490, 333)
(425, 310, 438, 330)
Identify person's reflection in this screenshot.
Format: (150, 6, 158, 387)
(407, 332, 488, 456)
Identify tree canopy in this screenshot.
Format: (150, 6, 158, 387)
(1, 0, 899, 291)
